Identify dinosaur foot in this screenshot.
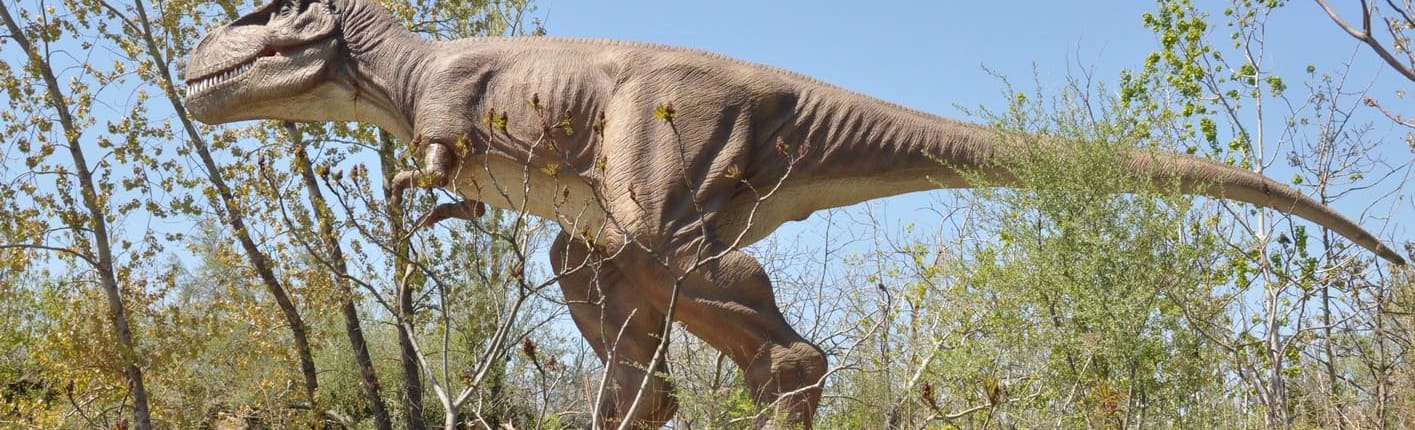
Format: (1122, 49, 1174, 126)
(415, 200, 487, 230)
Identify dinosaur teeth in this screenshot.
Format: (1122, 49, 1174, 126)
(186, 59, 256, 96)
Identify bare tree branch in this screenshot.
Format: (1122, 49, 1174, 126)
(1315, 0, 1415, 82)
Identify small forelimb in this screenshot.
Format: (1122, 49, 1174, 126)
(415, 199, 487, 230)
(388, 138, 458, 212)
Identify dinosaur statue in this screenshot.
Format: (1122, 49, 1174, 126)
(183, 0, 1407, 427)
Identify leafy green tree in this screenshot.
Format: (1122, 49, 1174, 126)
(1126, 1, 1408, 427)
(2, 0, 557, 427)
(0, 1, 176, 425)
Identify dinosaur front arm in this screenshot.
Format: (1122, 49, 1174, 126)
(390, 136, 487, 228)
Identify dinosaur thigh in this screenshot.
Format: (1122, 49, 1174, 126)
(549, 233, 677, 427)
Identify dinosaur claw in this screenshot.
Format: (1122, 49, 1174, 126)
(387, 170, 417, 209)
(414, 199, 487, 230)
(388, 167, 450, 210)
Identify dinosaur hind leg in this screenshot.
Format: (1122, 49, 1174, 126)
(617, 239, 827, 429)
(550, 233, 678, 428)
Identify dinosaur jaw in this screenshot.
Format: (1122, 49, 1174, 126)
(184, 38, 340, 124)
(183, 0, 344, 123)
(184, 56, 257, 98)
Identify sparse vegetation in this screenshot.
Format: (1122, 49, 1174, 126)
(1, 0, 1409, 428)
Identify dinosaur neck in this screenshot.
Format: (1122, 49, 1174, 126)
(334, 0, 431, 141)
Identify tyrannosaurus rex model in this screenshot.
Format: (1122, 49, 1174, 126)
(183, 0, 1406, 427)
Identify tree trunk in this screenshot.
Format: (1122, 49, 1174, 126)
(290, 125, 394, 430)
(380, 131, 426, 430)
(0, 5, 153, 428)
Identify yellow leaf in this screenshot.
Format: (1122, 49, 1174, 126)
(724, 164, 741, 179)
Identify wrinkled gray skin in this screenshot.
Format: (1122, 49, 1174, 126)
(184, 0, 1406, 427)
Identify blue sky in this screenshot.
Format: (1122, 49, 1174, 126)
(532, 0, 1412, 254)
(533, 1, 1400, 119)
(534, 1, 1158, 117)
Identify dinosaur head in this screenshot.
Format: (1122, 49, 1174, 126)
(184, 0, 347, 124)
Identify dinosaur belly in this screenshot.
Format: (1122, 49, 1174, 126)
(450, 156, 611, 236)
(714, 170, 961, 246)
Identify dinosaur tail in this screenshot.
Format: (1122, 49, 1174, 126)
(1120, 151, 1405, 265)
